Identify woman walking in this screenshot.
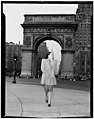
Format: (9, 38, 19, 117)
(41, 52, 57, 107)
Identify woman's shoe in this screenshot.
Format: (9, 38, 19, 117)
(45, 99, 48, 103)
(45, 95, 48, 103)
(48, 104, 51, 107)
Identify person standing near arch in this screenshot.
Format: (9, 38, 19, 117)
(41, 52, 57, 107)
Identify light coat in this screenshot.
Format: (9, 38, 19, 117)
(41, 59, 57, 85)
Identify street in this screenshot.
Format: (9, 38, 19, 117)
(5, 76, 90, 117)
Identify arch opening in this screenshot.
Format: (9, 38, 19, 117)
(34, 35, 63, 51)
(34, 36, 62, 78)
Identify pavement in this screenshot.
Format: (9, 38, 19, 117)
(6, 76, 90, 92)
(5, 77, 90, 118)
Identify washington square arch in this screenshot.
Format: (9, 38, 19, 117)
(20, 14, 77, 78)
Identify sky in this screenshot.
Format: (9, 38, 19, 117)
(3, 3, 78, 69)
(3, 4, 78, 44)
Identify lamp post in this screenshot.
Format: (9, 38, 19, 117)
(73, 62, 76, 75)
(73, 62, 76, 81)
(12, 56, 18, 84)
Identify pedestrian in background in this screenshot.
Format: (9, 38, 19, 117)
(41, 52, 57, 107)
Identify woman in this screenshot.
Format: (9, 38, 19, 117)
(41, 52, 57, 107)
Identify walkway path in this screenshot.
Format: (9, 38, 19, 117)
(5, 81, 90, 117)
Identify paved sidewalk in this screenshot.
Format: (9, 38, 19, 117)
(5, 82, 90, 117)
(6, 76, 90, 92)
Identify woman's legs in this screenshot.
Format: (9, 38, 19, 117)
(44, 85, 48, 102)
(48, 91, 52, 106)
(48, 86, 53, 107)
(44, 85, 53, 106)
(45, 91, 48, 102)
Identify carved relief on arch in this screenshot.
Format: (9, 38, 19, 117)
(33, 34, 43, 40)
(33, 34, 43, 41)
(54, 34, 64, 41)
(64, 35, 73, 50)
(24, 36, 31, 47)
(33, 34, 44, 48)
(53, 34, 64, 48)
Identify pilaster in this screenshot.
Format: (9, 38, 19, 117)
(60, 50, 75, 77)
(20, 48, 33, 77)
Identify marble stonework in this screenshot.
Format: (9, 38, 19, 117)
(21, 15, 77, 77)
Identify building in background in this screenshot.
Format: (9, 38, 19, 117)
(35, 42, 49, 78)
(75, 3, 92, 77)
(5, 42, 23, 76)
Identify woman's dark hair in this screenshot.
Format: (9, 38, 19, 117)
(44, 52, 52, 59)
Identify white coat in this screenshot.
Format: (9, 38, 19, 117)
(41, 58, 57, 85)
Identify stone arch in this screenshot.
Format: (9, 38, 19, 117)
(33, 34, 63, 51)
(21, 14, 77, 78)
